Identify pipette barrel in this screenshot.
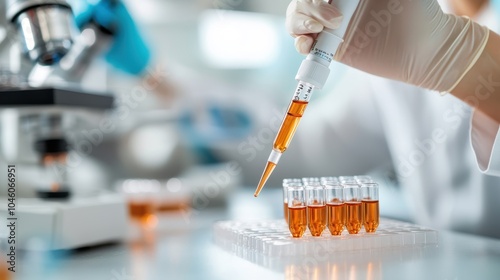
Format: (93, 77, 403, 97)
(254, 0, 360, 197)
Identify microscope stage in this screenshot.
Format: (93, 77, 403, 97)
(0, 87, 114, 109)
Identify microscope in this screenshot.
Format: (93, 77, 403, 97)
(1, 0, 117, 196)
(0, 0, 150, 249)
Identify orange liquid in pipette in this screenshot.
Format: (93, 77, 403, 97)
(274, 100, 308, 153)
(254, 100, 309, 197)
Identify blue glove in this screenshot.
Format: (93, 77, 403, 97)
(493, 0, 500, 21)
(70, 0, 151, 75)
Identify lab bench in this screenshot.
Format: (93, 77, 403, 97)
(13, 188, 500, 280)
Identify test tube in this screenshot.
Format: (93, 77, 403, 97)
(306, 183, 326, 237)
(361, 183, 380, 233)
(282, 179, 300, 224)
(283, 179, 289, 224)
(302, 177, 320, 185)
(284, 178, 303, 185)
(287, 185, 307, 238)
(343, 182, 362, 234)
(121, 179, 159, 228)
(339, 176, 355, 183)
(324, 182, 345, 236)
(320, 177, 339, 184)
(355, 175, 373, 184)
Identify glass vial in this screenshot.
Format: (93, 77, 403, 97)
(306, 183, 326, 237)
(325, 182, 345, 236)
(361, 182, 380, 233)
(287, 185, 307, 238)
(343, 182, 362, 234)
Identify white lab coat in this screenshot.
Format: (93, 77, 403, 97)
(280, 2, 500, 238)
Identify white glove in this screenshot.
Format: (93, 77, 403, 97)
(286, 0, 490, 93)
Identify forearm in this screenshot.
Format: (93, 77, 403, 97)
(452, 30, 500, 123)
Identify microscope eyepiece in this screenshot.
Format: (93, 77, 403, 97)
(6, 0, 76, 65)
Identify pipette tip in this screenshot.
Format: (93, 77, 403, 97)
(253, 161, 277, 198)
(253, 180, 265, 198)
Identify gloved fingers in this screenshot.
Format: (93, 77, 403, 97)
(286, 11, 324, 36)
(295, 35, 315, 55)
(287, 0, 343, 37)
(307, 2, 343, 30)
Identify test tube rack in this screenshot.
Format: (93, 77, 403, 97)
(213, 218, 438, 258)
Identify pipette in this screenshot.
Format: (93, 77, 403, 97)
(254, 0, 360, 197)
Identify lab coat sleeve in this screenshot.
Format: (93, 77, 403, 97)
(470, 109, 500, 176)
(278, 68, 392, 177)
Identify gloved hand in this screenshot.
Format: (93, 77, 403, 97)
(70, 0, 151, 75)
(286, 0, 490, 93)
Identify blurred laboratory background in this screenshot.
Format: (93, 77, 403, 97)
(0, 0, 356, 200)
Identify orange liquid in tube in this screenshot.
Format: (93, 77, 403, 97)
(129, 201, 155, 224)
(288, 206, 307, 238)
(362, 200, 379, 233)
(327, 203, 346, 235)
(307, 205, 327, 236)
(284, 202, 289, 224)
(345, 201, 362, 234)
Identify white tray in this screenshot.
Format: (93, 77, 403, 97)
(213, 218, 438, 257)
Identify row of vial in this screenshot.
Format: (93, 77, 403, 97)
(283, 176, 379, 238)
